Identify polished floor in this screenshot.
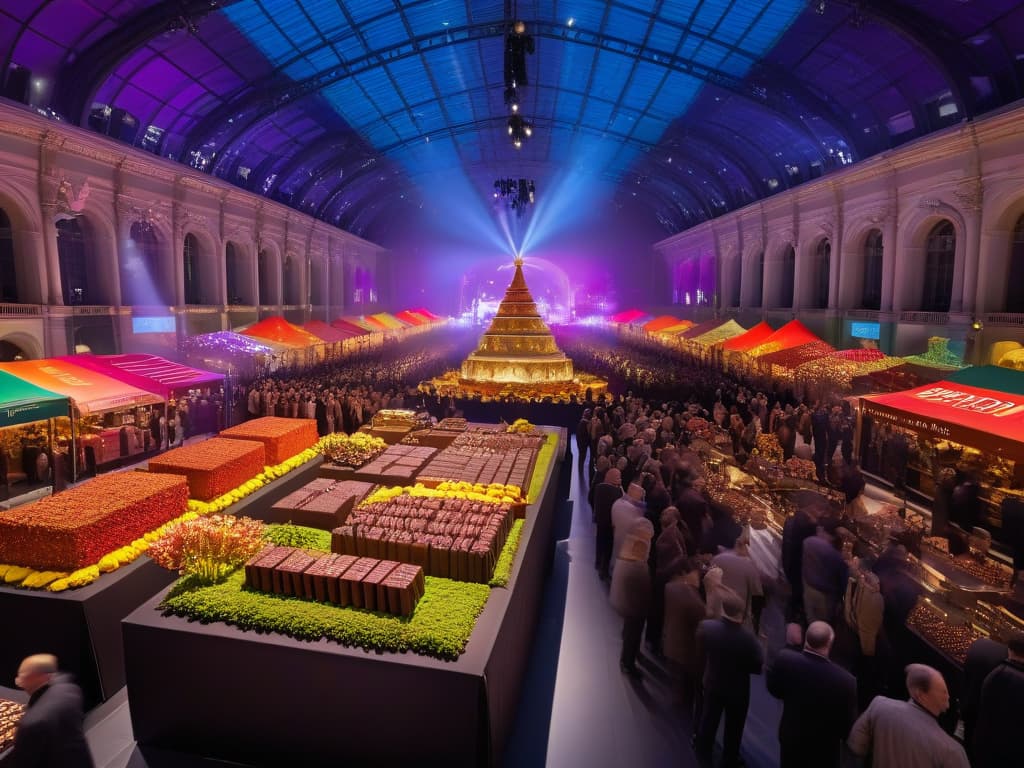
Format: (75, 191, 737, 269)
(68, 441, 790, 768)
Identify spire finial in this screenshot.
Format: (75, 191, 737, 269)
(514, 254, 524, 267)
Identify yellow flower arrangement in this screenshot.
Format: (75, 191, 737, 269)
(362, 480, 524, 507)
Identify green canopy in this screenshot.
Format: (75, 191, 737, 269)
(0, 369, 70, 428)
(945, 366, 1024, 396)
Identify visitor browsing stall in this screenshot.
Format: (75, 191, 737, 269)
(0, 358, 164, 480)
(0, 370, 70, 498)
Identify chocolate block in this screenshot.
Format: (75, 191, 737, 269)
(327, 554, 359, 605)
(275, 550, 318, 596)
(301, 553, 349, 602)
(247, 546, 295, 592)
(409, 540, 430, 569)
(341, 557, 379, 609)
(381, 563, 425, 616)
(362, 559, 399, 612)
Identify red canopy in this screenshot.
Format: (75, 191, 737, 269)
(242, 317, 323, 347)
(303, 320, 351, 343)
(611, 308, 647, 323)
(862, 380, 1024, 461)
(722, 321, 774, 351)
(748, 319, 821, 355)
(410, 307, 440, 320)
(330, 318, 371, 336)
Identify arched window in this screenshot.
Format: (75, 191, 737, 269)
(226, 242, 243, 305)
(748, 251, 763, 308)
(862, 229, 883, 310)
(126, 221, 163, 305)
(1006, 215, 1024, 313)
(0, 208, 18, 303)
(812, 238, 830, 308)
(56, 218, 90, 305)
(728, 255, 741, 307)
(258, 249, 270, 305)
(922, 220, 955, 312)
(284, 255, 298, 305)
(183, 233, 201, 305)
(779, 245, 795, 308)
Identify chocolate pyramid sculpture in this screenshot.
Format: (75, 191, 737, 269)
(460, 257, 575, 385)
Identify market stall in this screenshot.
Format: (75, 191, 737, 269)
(0, 370, 69, 498)
(242, 316, 326, 367)
(642, 315, 685, 333)
(180, 331, 283, 378)
(0, 358, 164, 479)
(720, 320, 774, 371)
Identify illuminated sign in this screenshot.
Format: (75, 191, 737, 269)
(132, 317, 176, 334)
(850, 321, 880, 340)
(913, 387, 1024, 417)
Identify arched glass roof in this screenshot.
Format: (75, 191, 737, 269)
(2, 0, 1022, 239)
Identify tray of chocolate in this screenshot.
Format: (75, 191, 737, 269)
(269, 479, 375, 529)
(920, 538, 1013, 592)
(332, 495, 515, 583)
(450, 427, 546, 452)
(436, 417, 468, 432)
(400, 429, 461, 450)
(243, 547, 425, 616)
(907, 599, 985, 665)
(349, 445, 439, 485)
(417, 446, 537, 490)
(0, 698, 25, 754)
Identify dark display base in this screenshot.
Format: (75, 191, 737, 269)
(0, 557, 175, 711)
(0, 457, 323, 712)
(123, 432, 565, 767)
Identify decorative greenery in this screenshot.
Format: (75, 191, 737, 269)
(489, 519, 524, 588)
(160, 570, 490, 660)
(527, 432, 559, 503)
(263, 523, 331, 551)
(149, 514, 266, 585)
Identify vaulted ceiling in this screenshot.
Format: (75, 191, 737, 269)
(3, 0, 1023, 240)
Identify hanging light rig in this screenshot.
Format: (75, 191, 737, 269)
(495, 9, 536, 218)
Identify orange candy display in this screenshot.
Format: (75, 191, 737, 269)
(148, 438, 266, 501)
(218, 417, 319, 465)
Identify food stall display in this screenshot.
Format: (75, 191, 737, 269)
(148, 438, 266, 501)
(219, 417, 318, 465)
(180, 331, 287, 377)
(0, 698, 25, 754)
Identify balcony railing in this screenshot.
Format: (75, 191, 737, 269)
(46, 305, 116, 317)
(846, 309, 881, 320)
(899, 311, 949, 324)
(984, 312, 1024, 326)
(0, 302, 42, 317)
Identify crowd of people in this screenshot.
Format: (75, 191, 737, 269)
(571, 342, 1021, 768)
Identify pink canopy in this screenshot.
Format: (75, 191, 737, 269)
(64, 353, 223, 400)
(303, 320, 351, 343)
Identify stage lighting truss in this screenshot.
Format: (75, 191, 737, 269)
(493, 177, 536, 217)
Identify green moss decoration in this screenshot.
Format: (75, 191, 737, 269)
(527, 432, 559, 503)
(263, 523, 331, 551)
(160, 571, 490, 660)
(489, 519, 524, 588)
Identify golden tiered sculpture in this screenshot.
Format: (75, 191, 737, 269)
(429, 257, 607, 401)
(460, 257, 575, 385)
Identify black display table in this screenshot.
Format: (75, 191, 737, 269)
(0, 456, 323, 711)
(123, 432, 566, 767)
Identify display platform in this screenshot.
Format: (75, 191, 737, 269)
(0, 455, 323, 711)
(0, 556, 174, 710)
(122, 429, 566, 767)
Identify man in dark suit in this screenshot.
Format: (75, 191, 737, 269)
(766, 621, 857, 768)
(961, 636, 1008, 759)
(973, 631, 1024, 768)
(8, 654, 94, 767)
(694, 593, 764, 767)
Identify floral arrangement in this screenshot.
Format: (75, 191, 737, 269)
(362, 481, 523, 506)
(148, 437, 266, 501)
(753, 432, 785, 463)
(149, 514, 266, 585)
(506, 418, 536, 434)
(316, 432, 386, 468)
(219, 417, 319, 465)
(0, 473, 188, 572)
(783, 457, 817, 480)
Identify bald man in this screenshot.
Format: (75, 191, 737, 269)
(848, 663, 968, 768)
(8, 654, 94, 767)
(766, 621, 857, 768)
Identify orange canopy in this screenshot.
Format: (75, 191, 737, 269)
(0, 358, 163, 414)
(722, 321, 774, 351)
(242, 317, 323, 348)
(643, 315, 683, 332)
